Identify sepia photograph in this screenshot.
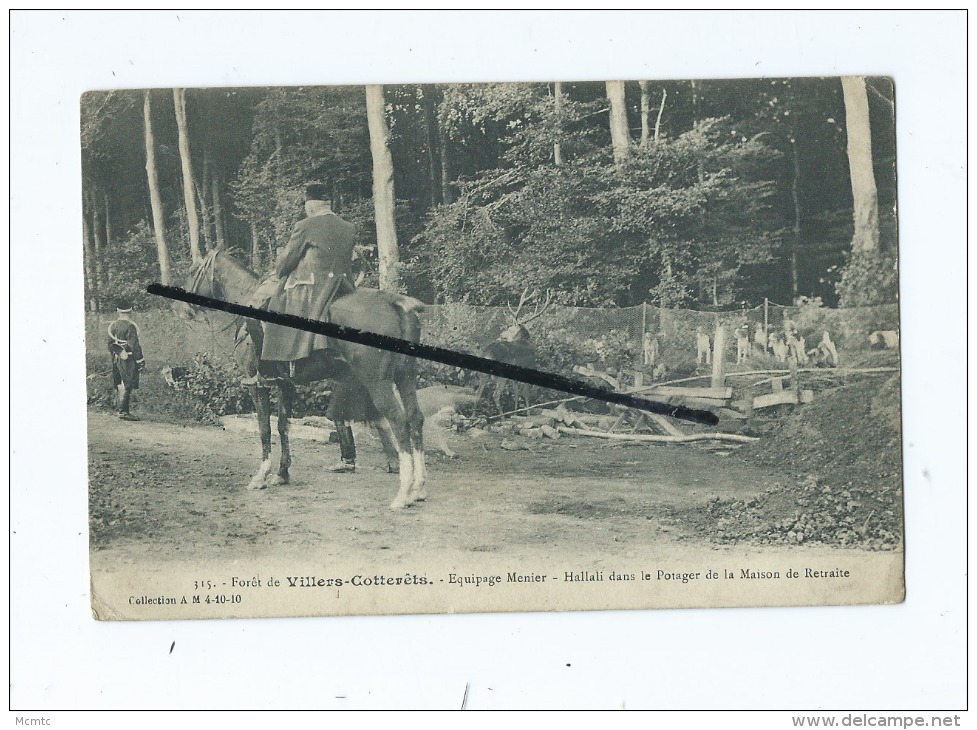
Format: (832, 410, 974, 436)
(83, 77, 903, 619)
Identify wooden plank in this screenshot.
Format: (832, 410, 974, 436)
(716, 407, 748, 421)
(771, 377, 784, 392)
(752, 390, 798, 409)
(661, 396, 730, 410)
(752, 389, 815, 409)
(647, 412, 686, 438)
(558, 425, 759, 444)
(648, 385, 733, 399)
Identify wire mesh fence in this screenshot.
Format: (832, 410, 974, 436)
(86, 299, 900, 387)
(418, 299, 900, 385)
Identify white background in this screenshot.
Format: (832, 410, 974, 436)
(8, 9, 967, 716)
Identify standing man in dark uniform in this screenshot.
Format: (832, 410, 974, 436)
(107, 299, 145, 421)
(261, 184, 360, 472)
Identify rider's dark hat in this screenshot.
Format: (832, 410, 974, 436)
(305, 183, 330, 202)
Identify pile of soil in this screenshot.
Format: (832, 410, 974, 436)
(670, 374, 903, 550)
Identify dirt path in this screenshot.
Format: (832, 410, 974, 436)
(90, 411, 843, 562)
(88, 411, 902, 617)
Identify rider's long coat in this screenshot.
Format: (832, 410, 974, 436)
(261, 211, 356, 361)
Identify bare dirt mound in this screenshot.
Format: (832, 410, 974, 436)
(667, 374, 903, 550)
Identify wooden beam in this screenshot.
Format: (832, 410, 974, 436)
(752, 389, 814, 409)
(558, 426, 759, 444)
(649, 385, 733, 399)
(647, 412, 686, 438)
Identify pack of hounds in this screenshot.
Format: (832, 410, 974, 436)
(640, 321, 898, 374)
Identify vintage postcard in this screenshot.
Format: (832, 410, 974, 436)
(84, 77, 903, 620)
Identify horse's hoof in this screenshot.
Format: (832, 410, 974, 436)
(268, 474, 288, 486)
(247, 480, 267, 491)
(389, 498, 409, 510)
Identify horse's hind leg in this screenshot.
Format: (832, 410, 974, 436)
(364, 381, 414, 510)
(374, 421, 400, 473)
(247, 385, 273, 490)
(272, 381, 294, 485)
(397, 375, 426, 502)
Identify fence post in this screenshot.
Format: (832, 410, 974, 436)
(711, 323, 726, 389)
(763, 297, 769, 352)
(789, 353, 800, 403)
(634, 302, 648, 388)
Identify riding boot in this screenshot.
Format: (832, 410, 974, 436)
(329, 424, 356, 473)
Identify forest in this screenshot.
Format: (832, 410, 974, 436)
(79, 77, 898, 313)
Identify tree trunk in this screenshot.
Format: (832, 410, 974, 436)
(91, 190, 104, 309)
(654, 88, 667, 144)
(173, 88, 203, 264)
(196, 154, 213, 252)
(554, 81, 564, 165)
(250, 222, 261, 270)
(421, 85, 441, 207)
(212, 171, 226, 250)
(639, 80, 650, 147)
(841, 76, 880, 253)
(606, 80, 630, 165)
(790, 139, 802, 300)
(82, 205, 97, 311)
(365, 84, 401, 292)
(103, 191, 113, 247)
(143, 90, 172, 285)
(438, 120, 453, 204)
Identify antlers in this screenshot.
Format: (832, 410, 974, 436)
(506, 288, 552, 326)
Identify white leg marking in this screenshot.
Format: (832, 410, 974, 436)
(389, 452, 414, 510)
(411, 448, 427, 501)
(387, 385, 416, 510)
(248, 459, 272, 490)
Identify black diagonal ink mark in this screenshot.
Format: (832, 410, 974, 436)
(147, 283, 719, 426)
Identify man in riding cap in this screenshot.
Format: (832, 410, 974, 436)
(107, 298, 145, 421)
(260, 183, 360, 472)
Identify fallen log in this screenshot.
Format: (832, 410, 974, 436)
(557, 425, 759, 444)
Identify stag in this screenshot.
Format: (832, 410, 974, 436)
(475, 288, 552, 415)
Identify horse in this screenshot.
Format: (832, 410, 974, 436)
(177, 249, 427, 510)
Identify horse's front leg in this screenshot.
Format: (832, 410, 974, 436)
(247, 384, 273, 490)
(273, 382, 294, 485)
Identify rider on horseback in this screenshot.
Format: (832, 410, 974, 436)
(258, 183, 357, 361)
(257, 183, 360, 472)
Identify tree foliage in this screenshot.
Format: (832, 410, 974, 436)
(79, 78, 897, 313)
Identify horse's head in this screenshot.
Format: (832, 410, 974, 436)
(175, 250, 220, 321)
